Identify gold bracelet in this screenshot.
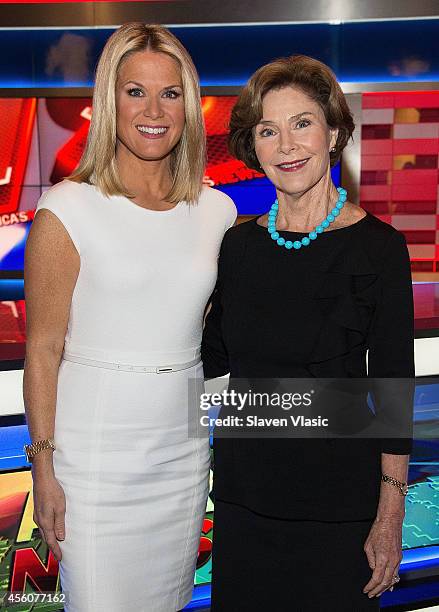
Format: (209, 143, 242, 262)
(381, 473, 408, 496)
(23, 438, 56, 463)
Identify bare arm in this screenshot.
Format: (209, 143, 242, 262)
(377, 453, 409, 520)
(362, 453, 409, 598)
(23, 207, 80, 559)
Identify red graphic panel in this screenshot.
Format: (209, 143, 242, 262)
(45, 96, 260, 187)
(361, 91, 439, 273)
(0, 300, 26, 361)
(44, 98, 92, 184)
(0, 99, 36, 215)
(202, 96, 263, 186)
(0, 96, 260, 220)
(2, 92, 439, 276)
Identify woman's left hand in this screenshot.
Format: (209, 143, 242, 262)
(362, 514, 403, 598)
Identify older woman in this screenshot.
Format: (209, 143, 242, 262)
(202, 55, 413, 611)
(24, 23, 236, 612)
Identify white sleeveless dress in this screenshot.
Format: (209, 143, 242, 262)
(33, 179, 236, 612)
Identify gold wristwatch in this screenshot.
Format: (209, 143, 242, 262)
(381, 473, 408, 496)
(24, 438, 56, 463)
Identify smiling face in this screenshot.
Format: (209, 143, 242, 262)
(254, 86, 338, 196)
(115, 49, 185, 162)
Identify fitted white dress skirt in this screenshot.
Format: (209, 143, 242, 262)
(52, 356, 210, 612)
(34, 179, 237, 611)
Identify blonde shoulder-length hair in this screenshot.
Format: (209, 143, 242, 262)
(67, 22, 206, 204)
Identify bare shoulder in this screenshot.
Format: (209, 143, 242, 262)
(331, 201, 367, 229)
(27, 208, 80, 265)
(25, 181, 80, 268)
(345, 201, 367, 221)
(32, 180, 84, 255)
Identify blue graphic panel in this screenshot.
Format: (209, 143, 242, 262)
(0, 20, 438, 88)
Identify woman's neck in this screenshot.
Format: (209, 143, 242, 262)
(115, 144, 173, 204)
(275, 174, 339, 233)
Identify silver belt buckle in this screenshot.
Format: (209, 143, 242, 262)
(156, 366, 173, 374)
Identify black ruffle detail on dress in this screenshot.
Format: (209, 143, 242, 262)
(307, 242, 378, 374)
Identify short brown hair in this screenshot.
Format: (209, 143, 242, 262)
(228, 54, 354, 171)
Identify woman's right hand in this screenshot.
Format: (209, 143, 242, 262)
(32, 465, 66, 562)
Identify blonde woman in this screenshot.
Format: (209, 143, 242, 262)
(24, 23, 236, 612)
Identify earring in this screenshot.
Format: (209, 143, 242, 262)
(330, 147, 336, 152)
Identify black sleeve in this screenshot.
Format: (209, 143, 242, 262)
(201, 232, 231, 379)
(367, 230, 415, 455)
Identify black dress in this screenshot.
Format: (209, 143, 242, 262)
(201, 212, 414, 611)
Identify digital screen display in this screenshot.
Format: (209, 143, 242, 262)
(0, 93, 438, 610)
(0, 95, 341, 277)
(1, 382, 439, 611)
(360, 91, 439, 273)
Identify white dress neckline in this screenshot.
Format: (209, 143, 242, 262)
(67, 179, 186, 215)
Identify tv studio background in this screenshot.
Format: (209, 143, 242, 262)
(1, 1, 439, 610)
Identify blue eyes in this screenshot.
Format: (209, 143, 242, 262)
(163, 90, 181, 99)
(259, 119, 311, 136)
(127, 88, 142, 97)
(260, 128, 276, 137)
(297, 119, 311, 129)
(127, 88, 181, 99)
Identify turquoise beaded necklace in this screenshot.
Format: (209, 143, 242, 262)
(267, 186, 347, 250)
